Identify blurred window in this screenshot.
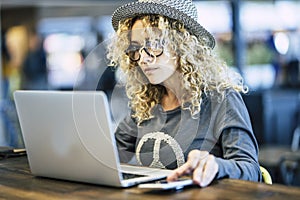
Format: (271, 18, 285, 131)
(37, 17, 97, 89)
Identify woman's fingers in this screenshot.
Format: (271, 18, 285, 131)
(167, 150, 219, 187)
(166, 156, 197, 181)
(166, 162, 190, 181)
(167, 150, 209, 181)
(192, 154, 207, 184)
(195, 154, 219, 187)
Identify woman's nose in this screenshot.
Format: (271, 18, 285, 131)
(138, 48, 154, 65)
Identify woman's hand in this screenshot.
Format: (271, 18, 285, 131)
(167, 150, 219, 187)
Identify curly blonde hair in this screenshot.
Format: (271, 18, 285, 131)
(107, 15, 247, 125)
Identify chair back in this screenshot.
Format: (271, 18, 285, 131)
(260, 166, 272, 184)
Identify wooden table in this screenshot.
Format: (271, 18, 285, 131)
(1, 156, 300, 200)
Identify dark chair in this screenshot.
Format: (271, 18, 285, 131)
(256, 89, 300, 185)
(279, 126, 300, 186)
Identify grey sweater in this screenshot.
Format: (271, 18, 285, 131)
(115, 89, 261, 181)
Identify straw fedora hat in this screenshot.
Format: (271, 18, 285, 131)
(111, 0, 215, 49)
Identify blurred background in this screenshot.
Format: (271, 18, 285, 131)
(0, 0, 299, 186)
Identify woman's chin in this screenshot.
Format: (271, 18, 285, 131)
(148, 78, 162, 85)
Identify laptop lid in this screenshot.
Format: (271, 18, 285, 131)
(14, 90, 170, 187)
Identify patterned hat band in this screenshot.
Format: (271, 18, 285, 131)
(111, 0, 216, 49)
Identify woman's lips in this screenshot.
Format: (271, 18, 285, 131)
(143, 67, 158, 74)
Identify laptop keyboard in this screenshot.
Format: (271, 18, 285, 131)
(122, 172, 146, 180)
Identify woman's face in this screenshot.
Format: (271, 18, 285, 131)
(129, 20, 178, 85)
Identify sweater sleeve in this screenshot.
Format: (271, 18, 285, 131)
(213, 90, 261, 181)
(115, 114, 138, 163)
(215, 128, 262, 181)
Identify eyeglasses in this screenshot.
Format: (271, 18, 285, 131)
(125, 39, 164, 62)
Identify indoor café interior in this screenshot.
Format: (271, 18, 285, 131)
(0, 0, 299, 199)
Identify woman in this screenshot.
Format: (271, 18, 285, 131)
(108, 0, 261, 187)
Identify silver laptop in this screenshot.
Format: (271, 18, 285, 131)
(14, 90, 171, 187)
